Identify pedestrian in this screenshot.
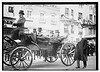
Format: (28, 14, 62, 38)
(89, 43, 95, 56)
(87, 42, 90, 56)
(11, 10, 26, 40)
(74, 38, 88, 68)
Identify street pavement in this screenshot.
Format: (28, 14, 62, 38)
(3, 55, 97, 71)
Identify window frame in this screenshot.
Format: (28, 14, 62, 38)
(65, 8, 69, 16)
(8, 6, 14, 13)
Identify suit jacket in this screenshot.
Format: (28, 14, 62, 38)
(17, 17, 26, 27)
(74, 38, 88, 61)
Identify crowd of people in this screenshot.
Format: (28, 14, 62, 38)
(87, 39, 96, 56)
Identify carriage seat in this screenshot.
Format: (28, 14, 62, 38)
(37, 36, 49, 43)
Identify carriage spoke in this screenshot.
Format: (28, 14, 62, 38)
(66, 56, 68, 65)
(68, 50, 75, 64)
(16, 60, 22, 69)
(23, 60, 29, 67)
(12, 57, 18, 65)
(63, 58, 67, 64)
(68, 56, 71, 65)
(19, 60, 22, 69)
(69, 55, 74, 62)
(14, 60, 20, 69)
(63, 55, 69, 64)
(69, 45, 74, 51)
(21, 51, 28, 59)
(22, 61, 25, 68)
(68, 49, 75, 54)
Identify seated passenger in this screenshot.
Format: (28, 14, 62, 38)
(37, 27, 49, 42)
(32, 28, 37, 42)
(37, 27, 43, 36)
(49, 31, 55, 38)
(54, 30, 60, 38)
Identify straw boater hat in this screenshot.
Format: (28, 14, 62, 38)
(19, 10, 24, 15)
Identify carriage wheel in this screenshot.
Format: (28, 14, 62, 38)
(3, 39, 12, 66)
(46, 55, 58, 63)
(60, 43, 75, 66)
(10, 46, 33, 70)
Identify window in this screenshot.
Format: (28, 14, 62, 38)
(51, 13, 57, 25)
(78, 12, 82, 20)
(71, 9, 74, 17)
(89, 29, 92, 35)
(89, 5, 93, 10)
(40, 13, 44, 17)
(51, 20, 56, 25)
(89, 14, 93, 21)
(79, 4, 83, 8)
(50, 5, 55, 7)
(51, 13, 56, 25)
(94, 15, 96, 23)
(65, 8, 69, 16)
(8, 6, 14, 13)
(64, 27, 68, 33)
(39, 12, 46, 24)
(94, 29, 96, 35)
(51, 14, 55, 17)
(51, 13, 56, 19)
(27, 10, 32, 18)
(71, 25, 74, 34)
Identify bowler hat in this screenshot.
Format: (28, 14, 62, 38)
(19, 10, 24, 15)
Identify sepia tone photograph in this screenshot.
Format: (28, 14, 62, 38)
(2, 2, 98, 71)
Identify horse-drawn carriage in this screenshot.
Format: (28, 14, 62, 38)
(3, 26, 75, 70)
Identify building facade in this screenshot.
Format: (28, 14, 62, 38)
(3, 5, 60, 35)
(3, 4, 96, 38)
(57, 4, 96, 38)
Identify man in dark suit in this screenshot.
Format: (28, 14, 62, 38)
(74, 38, 88, 68)
(11, 10, 26, 40)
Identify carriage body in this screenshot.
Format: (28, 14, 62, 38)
(3, 27, 76, 70)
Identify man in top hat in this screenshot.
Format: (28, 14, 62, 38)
(13, 10, 25, 28)
(11, 10, 26, 40)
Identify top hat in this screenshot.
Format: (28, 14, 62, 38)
(33, 28, 36, 30)
(19, 10, 24, 15)
(38, 27, 42, 30)
(50, 31, 54, 34)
